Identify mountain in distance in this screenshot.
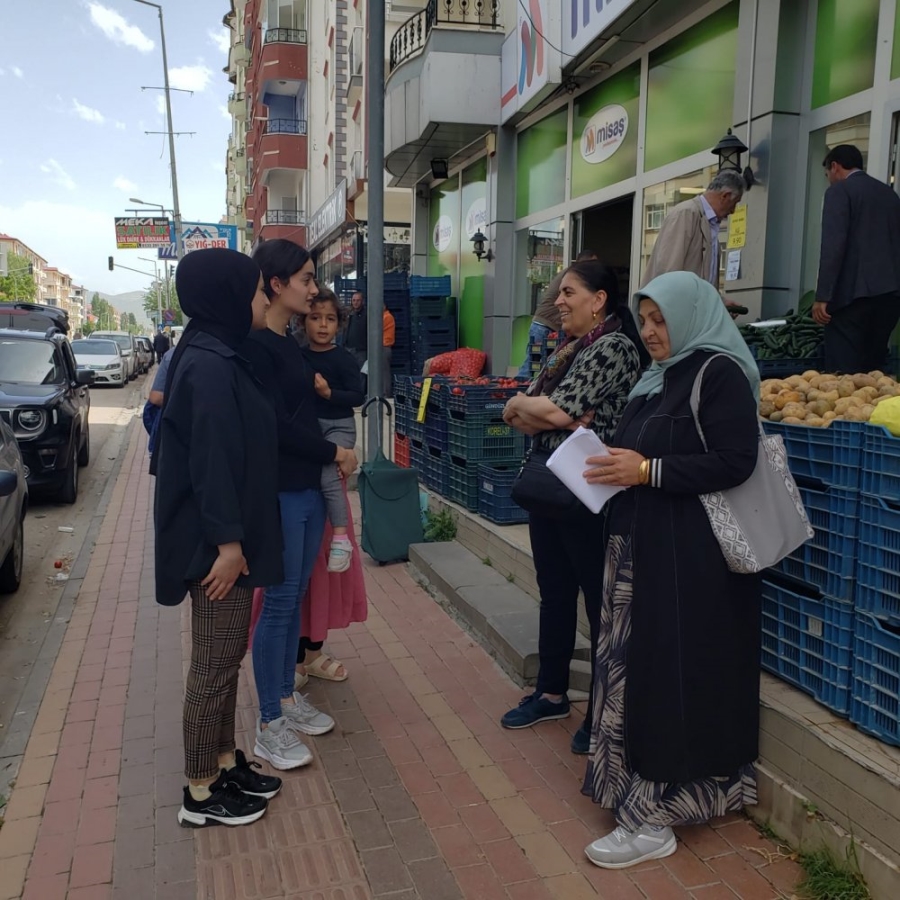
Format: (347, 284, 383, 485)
(92, 290, 152, 326)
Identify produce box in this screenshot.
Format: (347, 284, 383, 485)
(447, 410, 527, 462)
(446, 455, 479, 511)
(762, 420, 865, 490)
(444, 378, 528, 415)
(851, 614, 900, 746)
(394, 433, 410, 469)
(410, 275, 452, 298)
(860, 424, 900, 503)
(741, 315, 823, 362)
(478, 464, 529, 525)
(761, 579, 854, 716)
(856, 496, 900, 625)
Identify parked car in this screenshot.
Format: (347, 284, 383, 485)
(91, 331, 138, 381)
(0, 415, 28, 593)
(0, 329, 93, 504)
(134, 336, 153, 374)
(0, 301, 69, 335)
(71, 338, 126, 388)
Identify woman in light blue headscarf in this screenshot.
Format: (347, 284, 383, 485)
(577, 271, 763, 870)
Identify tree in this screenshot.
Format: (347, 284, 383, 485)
(0, 253, 37, 302)
(143, 279, 182, 328)
(91, 293, 114, 330)
(82, 321, 96, 336)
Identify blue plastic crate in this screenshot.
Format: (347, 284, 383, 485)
(445, 381, 528, 415)
(851, 613, 900, 747)
(770, 484, 858, 602)
(478, 464, 529, 525)
(447, 411, 527, 462)
(410, 275, 451, 298)
(446, 455, 479, 511)
(410, 298, 450, 318)
(860, 425, 900, 504)
(384, 273, 409, 290)
(424, 408, 448, 453)
(763, 420, 866, 491)
(761, 579, 854, 716)
(856, 496, 900, 625)
(420, 446, 449, 496)
(409, 438, 425, 470)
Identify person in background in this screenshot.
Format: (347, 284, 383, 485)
(344, 291, 368, 370)
(300, 287, 365, 573)
(642, 170, 744, 292)
(500, 262, 642, 754)
(517, 250, 599, 379)
(383, 306, 396, 398)
(153, 248, 284, 827)
(143, 345, 175, 457)
(813, 144, 900, 373)
(153, 328, 170, 364)
(581, 271, 761, 869)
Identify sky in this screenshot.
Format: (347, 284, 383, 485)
(0, 0, 234, 295)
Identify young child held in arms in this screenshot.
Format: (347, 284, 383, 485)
(301, 288, 365, 572)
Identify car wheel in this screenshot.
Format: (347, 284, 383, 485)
(58, 443, 79, 505)
(0, 515, 24, 593)
(118, 378, 126, 389)
(78, 426, 90, 467)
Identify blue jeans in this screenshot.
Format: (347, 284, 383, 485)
(253, 489, 326, 722)
(517, 321, 553, 379)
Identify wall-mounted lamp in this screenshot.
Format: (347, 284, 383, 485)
(471, 230, 494, 262)
(430, 158, 449, 180)
(711, 129, 755, 191)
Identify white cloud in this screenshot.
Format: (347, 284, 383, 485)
(155, 95, 167, 117)
(88, 3, 154, 54)
(113, 176, 138, 192)
(40, 159, 76, 192)
(168, 63, 213, 93)
(219, 104, 231, 121)
(11, 66, 23, 79)
(72, 98, 105, 124)
(0, 68, 5, 76)
(209, 28, 230, 54)
(115, 121, 126, 131)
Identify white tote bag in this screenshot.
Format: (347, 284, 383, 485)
(690, 356, 814, 574)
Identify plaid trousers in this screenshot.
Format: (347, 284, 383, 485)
(183, 582, 253, 780)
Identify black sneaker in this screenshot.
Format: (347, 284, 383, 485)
(570, 722, 590, 755)
(177, 774, 268, 828)
(221, 749, 282, 799)
(500, 693, 571, 729)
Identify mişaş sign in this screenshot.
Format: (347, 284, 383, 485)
(433, 216, 453, 253)
(581, 105, 629, 164)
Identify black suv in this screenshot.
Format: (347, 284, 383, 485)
(0, 301, 70, 335)
(0, 328, 94, 503)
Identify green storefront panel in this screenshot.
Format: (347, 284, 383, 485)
(459, 160, 487, 351)
(427, 180, 461, 299)
(645, 3, 739, 174)
(812, 0, 879, 108)
(516, 107, 568, 219)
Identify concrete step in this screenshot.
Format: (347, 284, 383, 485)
(409, 540, 591, 690)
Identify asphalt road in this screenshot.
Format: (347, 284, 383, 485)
(0, 370, 151, 765)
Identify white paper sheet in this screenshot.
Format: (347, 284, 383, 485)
(546, 427, 625, 515)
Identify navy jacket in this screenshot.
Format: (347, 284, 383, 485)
(817, 171, 900, 311)
(154, 332, 283, 606)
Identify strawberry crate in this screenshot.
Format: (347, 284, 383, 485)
(851, 613, 900, 746)
(478, 464, 528, 525)
(761, 578, 854, 716)
(855, 495, 900, 625)
(445, 380, 528, 416)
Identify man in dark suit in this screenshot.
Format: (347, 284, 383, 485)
(814, 144, 900, 373)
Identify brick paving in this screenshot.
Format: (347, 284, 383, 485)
(0, 422, 802, 899)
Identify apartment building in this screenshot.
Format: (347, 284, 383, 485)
(42, 268, 73, 312)
(0, 233, 49, 304)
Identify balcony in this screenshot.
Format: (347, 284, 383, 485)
(265, 27, 307, 45)
(228, 91, 246, 120)
(347, 26, 364, 107)
(265, 210, 305, 225)
(229, 43, 250, 70)
(347, 149, 365, 198)
(384, 0, 504, 187)
(260, 28, 308, 81)
(258, 119, 308, 179)
(265, 118, 307, 135)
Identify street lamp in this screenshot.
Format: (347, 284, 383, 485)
(129, 0, 185, 260)
(139, 255, 164, 331)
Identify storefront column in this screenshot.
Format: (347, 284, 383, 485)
(411, 188, 431, 277)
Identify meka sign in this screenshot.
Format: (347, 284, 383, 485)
(563, 0, 639, 58)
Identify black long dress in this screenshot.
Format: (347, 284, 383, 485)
(585, 350, 762, 829)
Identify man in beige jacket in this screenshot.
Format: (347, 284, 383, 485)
(642, 169, 745, 289)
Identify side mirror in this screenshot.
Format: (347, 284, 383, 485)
(76, 369, 96, 385)
(0, 471, 17, 497)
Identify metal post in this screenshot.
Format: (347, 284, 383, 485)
(366, 0, 386, 460)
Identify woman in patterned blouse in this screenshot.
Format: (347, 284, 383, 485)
(500, 261, 642, 752)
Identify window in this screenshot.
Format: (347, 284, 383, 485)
(644, 204, 667, 231)
(0, 341, 65, 385)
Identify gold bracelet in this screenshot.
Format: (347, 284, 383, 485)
(638, 459, 650, 486)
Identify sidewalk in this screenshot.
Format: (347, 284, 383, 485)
(0, 423, 801, 900)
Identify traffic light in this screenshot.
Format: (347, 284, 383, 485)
(108, 256, 114, 271)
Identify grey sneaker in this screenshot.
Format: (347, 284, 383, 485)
(253, 717, 314, 770)
(281, 692, 335, 736)
(585, 824, 677, 869)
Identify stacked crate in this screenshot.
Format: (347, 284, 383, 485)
(384, 272, 412, 379)
(527, 333, 560, 378)
(409, 276, 457, 374)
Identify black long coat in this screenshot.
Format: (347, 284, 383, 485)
(154, 332, 284, 607)
(607, 350, 762, 783)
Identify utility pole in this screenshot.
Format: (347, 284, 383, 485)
(366, 0, 386, 460)
(132, 0, 185, 261)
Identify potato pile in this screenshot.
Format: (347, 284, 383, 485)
(759, 371, 900, 427)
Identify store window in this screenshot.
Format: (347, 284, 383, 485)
(801, 113, 872, 295)
(640, 166, 719, 283)
(516, 108, 568, 218)
(427, 178, 461, 298)
(645, 3, 739, 173)
(459, 160, 488, 350)
(812, 0, 879, 109)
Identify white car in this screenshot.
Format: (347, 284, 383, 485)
(92, 331, 137, 381)
(71, 338, 126, 388)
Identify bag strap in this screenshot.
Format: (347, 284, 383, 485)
(689, 354, 764, 453)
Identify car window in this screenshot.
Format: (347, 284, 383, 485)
(0, 340, 66, 385)
(95, 334, 132, 353)
(72, 340, 119, 355)
(61, 342, 78, 379)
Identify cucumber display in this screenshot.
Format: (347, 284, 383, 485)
(739, 313, 824, 361)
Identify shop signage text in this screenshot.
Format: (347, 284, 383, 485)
(581, 104, 629, 164)
(465, 199, 487, 239)
(157, 222, 239, 259)
(114, 217, 171, 249)
(309, 179, 348, 248)
(563, 0, 640, 58)
(433, 216, 454, 253)
(501, 0, 561, 123)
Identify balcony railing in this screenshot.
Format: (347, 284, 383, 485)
(349, 149, 365, 182)
(265, 118, 308, 135)
(265, 27, 308, 45)
(265, 210, 305, 225)
(389, 0, 501, 73)
(349, 26, 364, 78)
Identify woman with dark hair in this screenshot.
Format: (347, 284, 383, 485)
(243, 239, 358, 771)
(500, 262, 642, 753)
(154, 248, 284, 827)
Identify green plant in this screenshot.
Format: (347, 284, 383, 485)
(424, 508, 457, 542)
(482, 557, 492, 567)
(506, 572, 515, 583)
(798, 847, 869, 900)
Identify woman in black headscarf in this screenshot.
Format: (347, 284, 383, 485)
(154, 248, 284, 829)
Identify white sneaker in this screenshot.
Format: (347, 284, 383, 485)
(253, 717, 313, 770)
(585, 824, 677, 869)
(281, 692, 335, 736)
(327, 541, 352, 573)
